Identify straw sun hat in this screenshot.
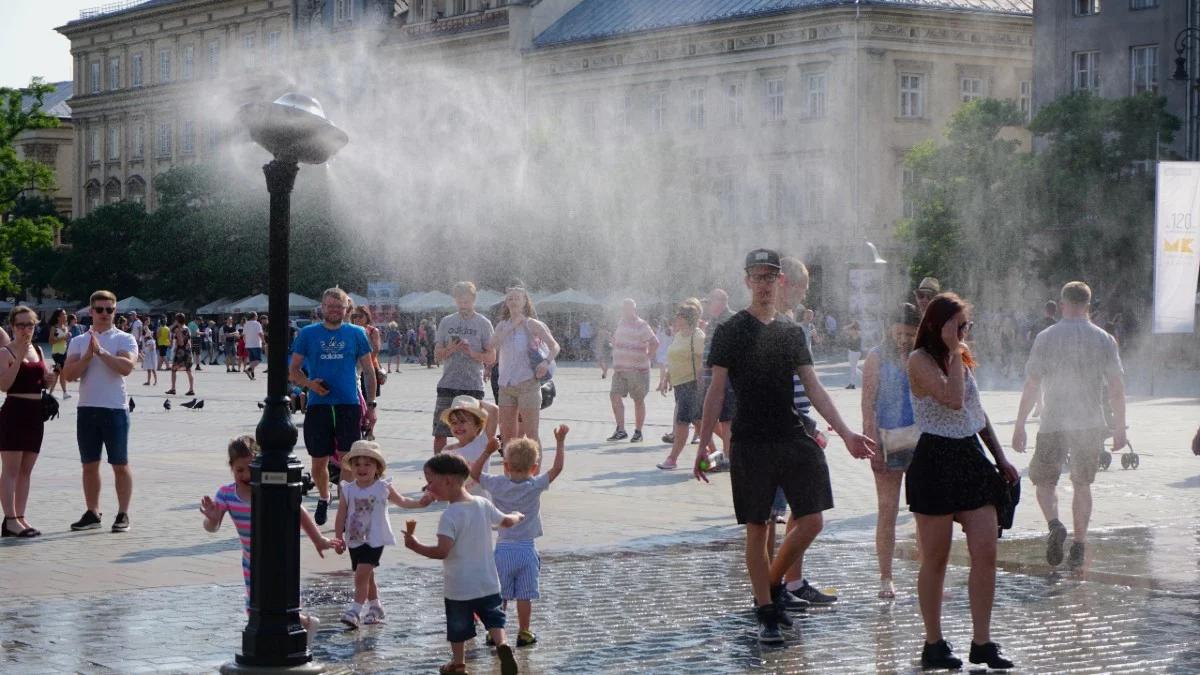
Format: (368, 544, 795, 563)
(440, 395, 489, 428)
(342, 440, 387, 476)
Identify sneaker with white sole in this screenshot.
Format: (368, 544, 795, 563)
(340, 608, 360, 629)
(792, 579, 837, 605)
(111, 512, 130, 533)
(363, 605, 385, 625)
(70, 510, 102, 531)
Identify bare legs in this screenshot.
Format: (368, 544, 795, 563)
(81, 460, 131, 514)
(609, 393, 624, 432)
(914, 506, 998, 645)
(873, 469, 905, 582)
(747, 512, 823, 607)
(311, 456, 330, 502)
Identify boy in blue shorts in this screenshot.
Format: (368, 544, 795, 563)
(405, 453, 523, 675)
(469, 425, 567, 647)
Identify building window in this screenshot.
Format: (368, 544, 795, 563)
(182, 120, 195, 155)
(335, 0, 353, 22)
(267, 31, 282, 57)
(86, 182, 101, 212)
(726, 81, 744, 127)
(651, 91, 667, 133)
(182, 45, 194, 80)
(716, 175, 737, 226)
(105, 178, 121, 204)
(1075, 0, 1100, 15)
(90, 62, 101, 94)
(107, 126, 120, 161)
(804, 73, 826, 118)
(688, 87, 706, 130)
(1131, 45, 1158, 94)
(960, 77, 983, 102)
(88, 128, 100, 163)
(1019, 80, 1032, 122)
(243, 34, 256, 68)
(766, 77, 785, 122)
(804, 171, 824, 223)
(108, 57, 120, 90)
(157, 122, 172, 157)
(131, 53, 143, 87)
(1130, 0, 1157, 8)
(580, 99, 597, 138)
(618, 93, 633, 131)
(159, 49, 171, 83)
(127, 176, 146, 204)
(768, 172, 788, 224)
(902, 166, 916, 219)
(132, 122, 144, 158)
(1073, 51, 1100, 92)
(206, 124, 220, 152)
(208, 40, 221, 77)
(899, 73, 924, 118)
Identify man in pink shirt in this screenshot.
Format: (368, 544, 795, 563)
(607, 299, 658, 443)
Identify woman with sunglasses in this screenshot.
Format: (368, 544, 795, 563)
(488, 282, 559, 446)
(905, 293, 1019, 670)
(0, 306, 56, 537)
(655, 299, 705, 470)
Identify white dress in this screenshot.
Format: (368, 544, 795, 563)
(142, 336, 158, 370)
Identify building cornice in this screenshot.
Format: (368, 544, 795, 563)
(59, 1, 289, 44)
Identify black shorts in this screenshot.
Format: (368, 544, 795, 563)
(349, 544, 383, 570)
(445, 593, 505, 643)
(51, 352, 66, 372)
(303, 404, 362, 459)
(729, 434, 833, 524)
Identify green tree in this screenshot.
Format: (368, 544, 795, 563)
(1, 79, 59, 212)
(53, 202, 151, 299)
(0, 216, 55, 296)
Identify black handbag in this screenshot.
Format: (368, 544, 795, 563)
(539, 380, 556, 410)
(42, 391, 59, 422)
(996, 476, 1020, 538)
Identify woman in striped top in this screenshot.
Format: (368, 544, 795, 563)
(200, 436, 342, 644)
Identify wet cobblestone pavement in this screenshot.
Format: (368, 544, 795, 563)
(2, 535, 1198, 674)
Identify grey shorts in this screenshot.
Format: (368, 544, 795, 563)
(610, 369, 649, 400)
(1029, 429, 1105, 486)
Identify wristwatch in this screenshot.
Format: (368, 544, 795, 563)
(367, 401, 377, 409)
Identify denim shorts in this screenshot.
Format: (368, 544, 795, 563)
(77, 406, 130, 465)
(247, 347, 263, 362)
(445, 593, 505, 643)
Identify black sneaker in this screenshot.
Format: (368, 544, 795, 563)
(315, 499, 329, 526)
(775, 586, 810, 610)
(70, 510, 102, 531)
(1046, 519, 1068, 566)
(769, 585, 794, 627)
(496, 643, 518, 675)
(792, 579, 837, 605)
(755, 604, 784, 644)
(921, 639, 962, 670)
(1067, 541, 1085, 569)
(662, 432, 675, 444)
(111, 512, 130, 532)
(606, 429, 628, 442)
(969, 641, 1013, 669)
(630, 430, 643, 443)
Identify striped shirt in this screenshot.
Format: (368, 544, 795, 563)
(611, 318, 655, 372)
(214, 483, 253, 594)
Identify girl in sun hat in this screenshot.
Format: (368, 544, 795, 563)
(441, 395, 500, 496)
(333, 439, 434, 629)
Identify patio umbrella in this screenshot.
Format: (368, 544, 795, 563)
(537, 289, 603, 314)
(116, 296, 153, 312)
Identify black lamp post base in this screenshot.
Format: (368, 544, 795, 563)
(220, 660, 342, 674)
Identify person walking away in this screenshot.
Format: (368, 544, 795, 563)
(49, 309, 71, 400)
(861, 303, 921, 599)
(61, 291, 138, 533)
(605, 299, 658, 442)
(241, 312, 264, 380)
(1012, 281, 1124, 570)
(906, 293, 1019, 670)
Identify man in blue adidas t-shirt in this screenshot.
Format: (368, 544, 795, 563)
(289, 287, 376, 525)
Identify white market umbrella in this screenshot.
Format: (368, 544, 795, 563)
(538, 288, 603, 314)
(116, 296, 153, 312)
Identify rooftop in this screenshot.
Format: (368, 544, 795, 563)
(20, 81, 73, 120)
(534, 0, 1033, 48)
(69, 0, 181, 26)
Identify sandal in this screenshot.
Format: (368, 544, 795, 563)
(1, 516, 37, 538)
(15, 516, 39, 537)
(878, 578, 896, 600)
(656, 460, 678, 470)
(438, 663, 469, 675)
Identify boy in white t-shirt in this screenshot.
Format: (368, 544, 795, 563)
(404, 453, 523, 675)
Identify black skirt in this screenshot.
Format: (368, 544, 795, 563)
(906, 432, 1008, 516)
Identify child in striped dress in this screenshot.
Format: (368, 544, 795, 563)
(200, 435, 341, 643)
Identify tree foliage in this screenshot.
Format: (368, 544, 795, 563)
(1, 79, 59, 212)
(901, 93, 1180, 316)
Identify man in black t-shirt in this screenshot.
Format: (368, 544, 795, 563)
(695, 248, 875, 645)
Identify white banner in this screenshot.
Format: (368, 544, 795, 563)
(1153, 162, 1200, 334)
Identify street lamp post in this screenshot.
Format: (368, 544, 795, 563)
(223, 94, 347, 673)
(1173, 26, 1200, 161)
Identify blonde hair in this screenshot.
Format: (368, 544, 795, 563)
(1061, 281, 1092, 307)
(90, 290, 117, 306)
(676, 298, 702, 328)
(503, 437, 541, 473)
(452, 281, 477, 298)
(448, 409, 484, 431)
(322, 287, 350, 304)
(499, 289, 538, 321)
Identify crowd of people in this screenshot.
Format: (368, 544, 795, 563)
(1, 244, 1184, 674)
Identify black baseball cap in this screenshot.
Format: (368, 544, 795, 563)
(744, 248, 782, 271)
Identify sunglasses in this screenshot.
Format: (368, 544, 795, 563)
(92, 306, 116, 314)
(748, 273, 781, 284)
(12, 322, 36, 329)
(958, 321, 974, 335)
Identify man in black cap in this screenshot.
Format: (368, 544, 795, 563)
(695, 248, 875, 644)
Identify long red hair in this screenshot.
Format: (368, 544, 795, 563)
(914, 293, 977, 373)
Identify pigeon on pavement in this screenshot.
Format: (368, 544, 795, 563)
(163, 399, 171, 410)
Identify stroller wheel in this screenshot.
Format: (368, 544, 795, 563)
(1120, 453, 1132, 469)
(1099, 451, 1112, 470)
(1129, 453, 1140, 469)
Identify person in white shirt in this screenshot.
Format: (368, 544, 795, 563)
(61, 290, 138, 534)
(241, 312, 264, 381)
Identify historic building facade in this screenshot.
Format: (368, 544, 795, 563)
(15, 81, 75, 221)
(57, 0, 294, 215)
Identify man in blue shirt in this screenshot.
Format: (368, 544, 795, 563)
(289, 287, 376, 525)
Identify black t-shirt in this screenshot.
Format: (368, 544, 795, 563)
(707, 310, 813, 443)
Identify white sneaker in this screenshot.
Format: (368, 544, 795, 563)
(340, 608, 360, 629)
(363, 604, 385, 625)
(63, 393, 71, 399)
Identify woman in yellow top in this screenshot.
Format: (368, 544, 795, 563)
(155, 319, 171, 370)
(48, 309, 71, 400)
(655, 299, 705, 470)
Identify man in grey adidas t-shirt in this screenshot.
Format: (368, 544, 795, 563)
(432, 282, 496, 453)
(1013, 281, 1125, 570)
